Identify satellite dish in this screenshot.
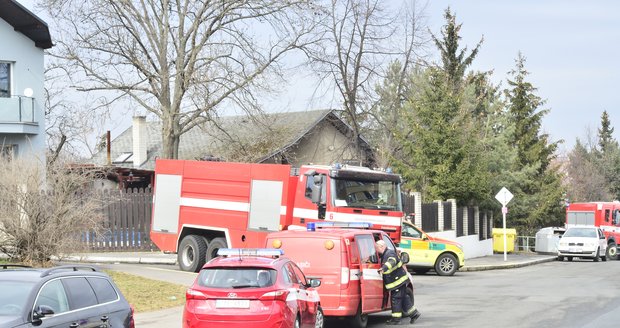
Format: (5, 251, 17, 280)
(24, 88, 33, 97)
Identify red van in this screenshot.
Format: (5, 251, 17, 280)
(266, 224, 414, 328)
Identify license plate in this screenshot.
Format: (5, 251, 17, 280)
(569, 248, 578, 253)
(215, 299, 250, 308)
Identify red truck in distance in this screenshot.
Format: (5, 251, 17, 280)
(566, 201, 620, 260)
(150, 159, 404, 272)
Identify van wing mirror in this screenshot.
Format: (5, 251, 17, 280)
(307, 278, 321, 288)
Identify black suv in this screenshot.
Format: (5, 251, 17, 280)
(0, 264, 134, 328)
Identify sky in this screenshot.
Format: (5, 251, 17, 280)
(423, 1, 620, 155)
(18, 0, 620, 156)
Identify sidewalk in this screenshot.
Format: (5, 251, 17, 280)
(60, 250, 558, 271)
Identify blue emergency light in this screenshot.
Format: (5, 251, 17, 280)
(217, 248, 284, 257)
(309, 222, 373, 229)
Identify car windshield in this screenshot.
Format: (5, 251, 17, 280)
(332, 178, 402, 211)
(197, 268, 277, 289)
(0, 281, 36, 316)
(563, 228, 597, 238)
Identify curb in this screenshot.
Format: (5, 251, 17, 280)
(53, 256, 177, 265)
(460, 257, 557, 272)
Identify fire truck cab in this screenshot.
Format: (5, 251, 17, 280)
(566, 202, 620, 260)
(266, 223, 414, 328)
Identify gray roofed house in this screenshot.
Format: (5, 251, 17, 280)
(90, 109, 375, 173)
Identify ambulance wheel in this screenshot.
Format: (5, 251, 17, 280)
(348, 304, 368, 328)
(606, 242, 617, 260)
(207, 237, 227, 262)
(178, 235, 207, 272)
(435, 253, 458, 276)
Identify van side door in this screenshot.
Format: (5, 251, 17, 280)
(354, 234, 383, 313)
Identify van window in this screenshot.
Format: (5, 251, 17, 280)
(356, 234, 379, 264)
(349, 240, 360, 264)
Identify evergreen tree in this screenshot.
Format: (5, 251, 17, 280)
(598, 110, 616, 152)
(502, 53, 565, 233)
(431, 7, 483, 93)
(395, 67, 489, 204)
(505, 52, 559, 176)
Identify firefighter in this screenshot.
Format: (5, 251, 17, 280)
(375, 240, 421, 325)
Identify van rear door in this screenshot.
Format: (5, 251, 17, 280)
(354, 234, 383, 313)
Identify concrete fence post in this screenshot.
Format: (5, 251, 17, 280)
(448, 199, 457, 231)
(474, 206, 480, 236)
(412, 192, 422, 227)
(435, 200, 444, 231)
(463, 207, 469, 236)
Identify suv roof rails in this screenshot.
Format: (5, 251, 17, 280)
(40, 265, 98, 278)
(1, 264, 33, 269)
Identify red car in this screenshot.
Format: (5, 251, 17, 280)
(183, 248, 324, 328)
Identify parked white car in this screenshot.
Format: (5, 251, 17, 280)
(557, 226, 607, 262)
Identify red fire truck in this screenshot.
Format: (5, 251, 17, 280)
(566, 202, 620, 260)
(150, 159, 404, 271)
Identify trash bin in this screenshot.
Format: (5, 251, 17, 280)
(534, 227, 565, 254)
(492, 228, 517, 253)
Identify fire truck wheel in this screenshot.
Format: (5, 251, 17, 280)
(207, 237, 227, 262)
(606, 242, 618, 260)
(178, 235, 207, 272)
(435, 253, 458, 276)
(348, 303, 368, 328)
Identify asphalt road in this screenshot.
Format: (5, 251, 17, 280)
(99, 259, 620, 328)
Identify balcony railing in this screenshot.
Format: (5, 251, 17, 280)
(0, 95, 36, 123)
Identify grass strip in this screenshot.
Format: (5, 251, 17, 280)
(104, 270, 187, 313)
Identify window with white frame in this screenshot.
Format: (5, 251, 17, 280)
(0, 62, 11, 97)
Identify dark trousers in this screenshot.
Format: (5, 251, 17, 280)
(390, 283, 415, 318)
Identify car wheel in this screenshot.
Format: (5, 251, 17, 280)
(178, 235, 207, 272)
(413, 269, 430, 275)
(567, 257, 573, 262)
(606, 242, 617, 260)
(348, 303, 368, 328)
(435, 253, 458, 276)
(206, 237, 227, 262)
(594, 248, 600, 262)
(315, 306, 324, 328)
(557, 256, 564, 261)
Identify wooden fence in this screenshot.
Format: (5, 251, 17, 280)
(82, 188, 156, 251)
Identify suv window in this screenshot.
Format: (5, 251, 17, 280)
(64, 277, 98, 310)
(88, 277, 118, 303)
(288, 263, 307, 285)
(35, 280, 70, 314)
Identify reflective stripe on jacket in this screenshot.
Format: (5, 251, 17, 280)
(380, 248, 409, 291)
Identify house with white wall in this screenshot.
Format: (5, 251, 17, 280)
(0, 0, 52, 161)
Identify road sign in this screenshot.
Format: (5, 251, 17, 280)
(495, 187, 513, 206)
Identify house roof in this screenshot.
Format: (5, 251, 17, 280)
(91, 109, 373, 170)
(0, 0, 53, 49)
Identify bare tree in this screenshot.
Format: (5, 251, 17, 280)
(41, 0, 318, 159)
(302, 0, 428, 163)
(0, 157, 105, 265)
(44, 61, 114, 163)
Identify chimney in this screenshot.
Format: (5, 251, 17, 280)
(132, 116, 147, 168)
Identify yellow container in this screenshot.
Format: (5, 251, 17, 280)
(492, 228, 517, 253)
